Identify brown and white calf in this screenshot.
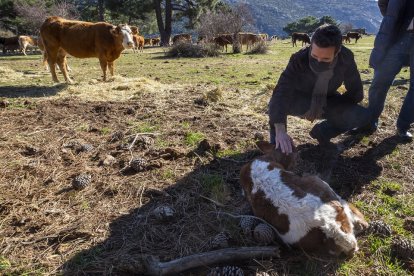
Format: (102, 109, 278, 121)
(240, 141, 368, 256)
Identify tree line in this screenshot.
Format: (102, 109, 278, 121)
(0, 1, 350, 44)
(0, 0, 229, 45)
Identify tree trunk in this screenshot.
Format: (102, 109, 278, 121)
(154, 0, 172, 46)
(98, 0, 105, 21)
(232, 32, 241, 53)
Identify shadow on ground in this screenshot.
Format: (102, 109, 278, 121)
(61, 146, 368, 275)
(0, 84, 66, 98)
(298, 134, 405, 199)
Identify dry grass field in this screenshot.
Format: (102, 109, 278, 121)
(0, 36, 413, 275)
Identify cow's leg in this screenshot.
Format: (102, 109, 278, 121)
(57, 53, 73, 84)
(108, 61, 114, 77)
(41, 51, 48, 71)
(46, 49, 59, 82)
(99, 58, 108, 81)
(21, 43, 27, 56)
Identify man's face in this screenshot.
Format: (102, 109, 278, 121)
(310, 43, 336, 63)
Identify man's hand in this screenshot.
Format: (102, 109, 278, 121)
(274, 123, 294, 154)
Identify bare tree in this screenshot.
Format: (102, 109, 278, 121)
(50, 1, 79, 20)
(197, 3, 254, 53)
(97, 0, 105, 21)
(14, 0, 78, 35)
(227, 3, 254, 53)
(14, 0, 48, 34)
(339, 22, 353, 34)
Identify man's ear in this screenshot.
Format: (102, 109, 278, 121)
(335, 45, 342, 56)
(256, 140, 274, 154)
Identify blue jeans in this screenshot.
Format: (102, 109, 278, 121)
(368, 33, 414, 132)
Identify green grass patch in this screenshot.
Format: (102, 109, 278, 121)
(185, 131, 205, 146)
(180, 121, 191, 129)
(201, 173, 229, 203)
(130, 121, 159, 133)
(216, 148, 242, 158)
(76, 123, 90, 132)
(100, 127, 112, 135)
(0, 256, 11, 271)
(161, 169, 175, 180)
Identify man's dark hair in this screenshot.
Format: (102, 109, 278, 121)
(311, 24, 342, 50)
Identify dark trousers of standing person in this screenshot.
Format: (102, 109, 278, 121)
(269, 93, 371, 145)
(366, 32, 414, 134)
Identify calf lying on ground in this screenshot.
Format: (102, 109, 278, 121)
(240, 141, 368, 256)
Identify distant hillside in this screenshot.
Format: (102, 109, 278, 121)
(224, 0, 383, 36)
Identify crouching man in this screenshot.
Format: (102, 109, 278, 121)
(269, 24, 370, 154)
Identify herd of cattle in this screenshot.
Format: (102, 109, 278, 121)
(0, 16, 366, 83)
(291, 31, 363, 47)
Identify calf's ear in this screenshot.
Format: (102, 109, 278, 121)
(256, 141, 274, 154)
(348, 203, 369, 235)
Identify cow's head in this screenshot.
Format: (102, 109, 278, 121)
(256, 141, 298, 170)
(130, 26, 139, 35)
(0, 37, 6, 45)
(112, 24, 134, 49)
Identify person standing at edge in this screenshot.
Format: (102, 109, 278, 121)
(353, 0, 414, 141)
(268, 24, 370, 154)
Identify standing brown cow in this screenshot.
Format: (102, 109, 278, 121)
(172, 33, 192, 44)
(238, 33, 261, 51)
(292, 32, 311, 47)
(213, 34, 233, 52)
(151, 37, 160, 46)
(133, 35, 145, 53)
(40, 16, 134, 83)
(18, 35, 38, 55)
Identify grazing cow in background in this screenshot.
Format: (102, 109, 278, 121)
(239, 33, 262, 51)
(346, 32, 362, 43)
(144, 38, 152, 46)
(18, 35, 38, 55)
(342, 35, 351, 44)
(152, 37, 160, 46)
(172, 33, 192, 44)
(291, 32, 310, 47)
(213, 34, 233, 52)
(40, 16, 134, 83)
(133, 35, 145, 52)
(240, 141, 368, 256)
(2, 36, 20, 54)
(258, 33, 269, 41)
(270, 35, 278, 41)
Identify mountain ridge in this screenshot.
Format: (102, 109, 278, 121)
(224, 0, 383, 36)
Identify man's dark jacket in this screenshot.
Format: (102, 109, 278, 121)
(370, 0, 414, 68)
(269, 46, 363, 125)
